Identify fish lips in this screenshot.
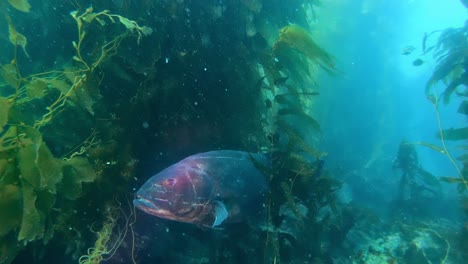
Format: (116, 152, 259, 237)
(133, 196, 159, 211)
(133, 195, 175, 218)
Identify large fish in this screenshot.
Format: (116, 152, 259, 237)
(133, 150, 268, 227)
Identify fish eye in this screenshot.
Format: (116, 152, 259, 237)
(164, 178, 176, 186)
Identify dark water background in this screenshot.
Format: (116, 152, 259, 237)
(0, 0, 466, 263)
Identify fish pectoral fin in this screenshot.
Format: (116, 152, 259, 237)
(212, 200, 228, 227)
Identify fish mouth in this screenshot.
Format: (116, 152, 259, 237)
(133, 197, 159, 211)
(133, 196, 175, 218)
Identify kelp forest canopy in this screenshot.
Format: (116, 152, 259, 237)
(0, 0, 341, 263)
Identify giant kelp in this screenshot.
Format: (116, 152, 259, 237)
(420, 20, 468, 192)
(392, 141, 441, 211)
(271, 24, 338, 87)
(420, 16, 468, 262)
(0, 3, 151, 263)
(425, 23, 468, 105)
(253, 20, 340, 264)
(1, 0, 342, 263)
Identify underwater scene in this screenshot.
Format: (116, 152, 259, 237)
(0, 0, 467, 263)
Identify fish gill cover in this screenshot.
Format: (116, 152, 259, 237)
(0, 0, 466, 264)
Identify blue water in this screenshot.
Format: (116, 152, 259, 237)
(317, 0, 466, 192)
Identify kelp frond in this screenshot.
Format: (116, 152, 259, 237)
(425, 23, 468, 104)
(273, 24, 337, 74)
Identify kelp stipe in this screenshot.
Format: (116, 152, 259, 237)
(415, 16, 468, 263)
(415, 19, 468, 192)
(257, 21, 340, 263)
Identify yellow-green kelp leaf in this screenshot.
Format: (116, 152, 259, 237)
(82, 12, 99, 24)
(44, 78, 71, 94)
(25, 79, 47, 99)
(7, 0, 31, 13)
(61, 157, 97, 200)
(8, 23, 30, 57)
(16, 184, 55, 244)
(273, 24, 337, 74)
(1, 63, 21, 88)
(0, 97, 12, 133)
(407, 141, 446, 155)
(118, 16, 152, 36)
(440, 176, 467, 184)
(17, 183, 42, 242)
(0, 183, 22, 236)
(18, 127, 63, 192)
(0, 126, 31, 152)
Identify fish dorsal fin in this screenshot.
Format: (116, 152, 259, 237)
(212, 200, 228, 227)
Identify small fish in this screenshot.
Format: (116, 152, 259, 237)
(412, 58, 424, 66)
(134, 150, 268, 227)
(401, 46, 416, 55)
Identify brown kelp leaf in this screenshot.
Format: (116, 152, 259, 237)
(408, 141, 446, 155)
(61, 157, 97, 200)
(285, 153, 315, 178)
(277, 108, 321, 132)
(7, 0, 31, 12)
(273, 24, 337, 74)
(17, 183, 43, 242)
(0, 97, 12, 133)
(440, 176, 467, 184)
